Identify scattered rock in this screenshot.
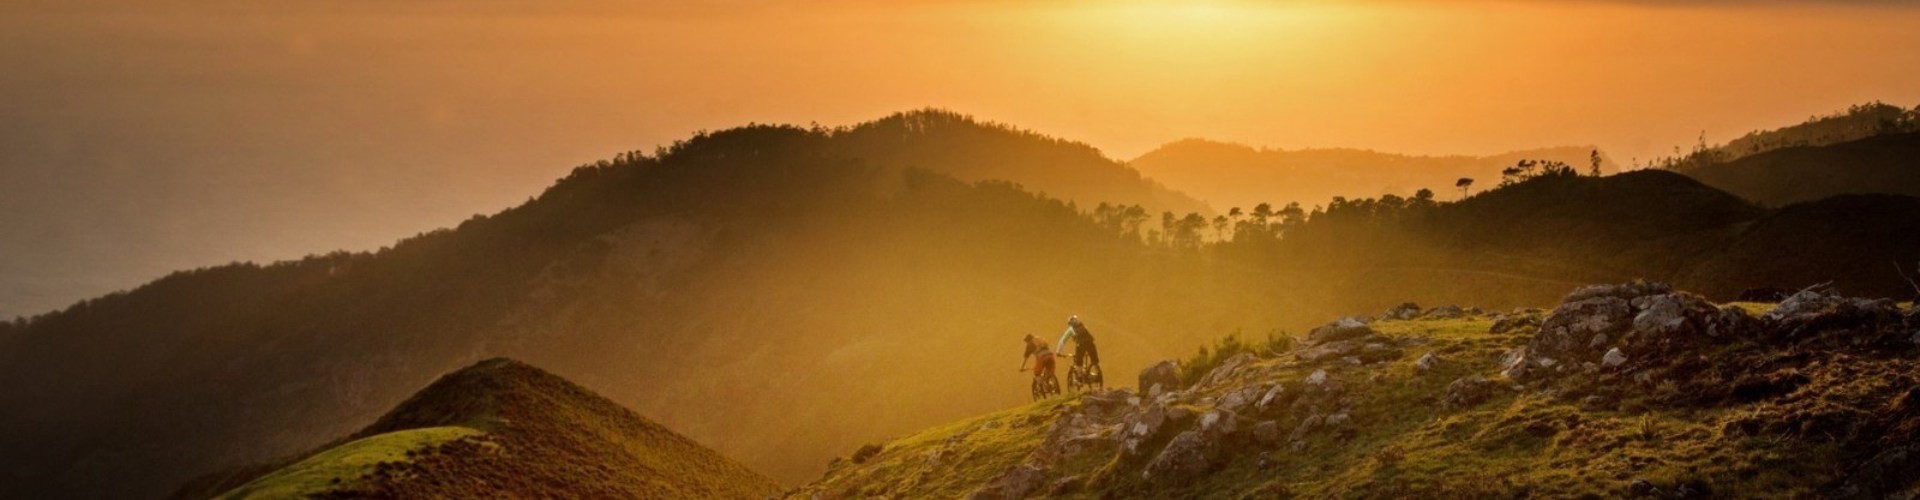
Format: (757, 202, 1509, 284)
(1139, 360, 1181, 396)
(1601, 347, 1627, 368)
(1199, 409, 1239, 435)
(1442, 375, 1497, 410)
(1534, 295, 1632, 359)
(1251, 382, 1297, 413)
(1118, 405, 1169, 455)
(1141, 431, 1217, 486)
(1415, 352, 1439, 372)
(1423, 305, 1465, 319)
(1385, 302, 1422, 320)
(1308, 317, 1374, 344)
(1306, 369, 1329, 386)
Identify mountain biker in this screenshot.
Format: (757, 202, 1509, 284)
(1019, 333, 1057, 381)
(1056, 315, 1100, 373)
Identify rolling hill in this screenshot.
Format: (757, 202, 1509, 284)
(1680, 132, 1920, 207)
(1129, 139, 1616, 211)
(3, 109, 1919, 499)
(0, 117, 1296, 499)
(173, 358, 780, 499)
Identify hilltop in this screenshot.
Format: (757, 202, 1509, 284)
(796, 283, 1920, 498)
(175, 358, 779, 499)
(0, 115, 1266, 498)
(1681, 132, 1920, 207)
(1130, 138, 1615, 211)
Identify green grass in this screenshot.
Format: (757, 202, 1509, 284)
(794, 310, 1899, 498)
(799, 397, 1072, 498)
(213, 426, 485, 500)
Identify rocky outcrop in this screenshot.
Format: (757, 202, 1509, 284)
(1384, 302, 1422, 321)
(1138, 360, 1181, 398)
(1520, 282, 1917, 381)
(1141, 431, 1217, 485)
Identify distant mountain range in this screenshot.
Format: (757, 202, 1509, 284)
(2, 107, 1917, 499)
(1130, 139, 1616, 211)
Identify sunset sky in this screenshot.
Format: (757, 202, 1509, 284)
(3, 0, 1919, 316)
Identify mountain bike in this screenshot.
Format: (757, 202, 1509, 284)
(1065, 352, 1104, 393)
(1030, 370, 1061, 401)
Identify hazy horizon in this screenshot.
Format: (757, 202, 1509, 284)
(6, 0, 1920, 317)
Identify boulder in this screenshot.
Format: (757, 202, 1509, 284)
(1141, 431, 1217, 486)
(1308, 317, 1374, 344)
(1118, 405, 1170, 455)
(1765, 288, 1907, 345)
(1255, 384, 1293, 414)
(1423, 305, 1466, 319)
(1217, 385, 1263, 414)
(1415, 352, 1439, 372)
(1287, 414, 1326, 442)
(1139, 360, 1181, 396)
(1442, 375, 1497, 410)
(1306, 369, 1329, 386)
(1385, 302, 1422, 320)
(1630, 294, 1690, 337)
(1199, 408, 1240, 435)
(969, 464, 1046, 500)
(1534, 296, 1632, 359)
(1602, 347, 1627, 368)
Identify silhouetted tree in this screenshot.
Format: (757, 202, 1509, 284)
(1455, 178, 1474, 199)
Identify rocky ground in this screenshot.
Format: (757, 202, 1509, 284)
(789, 283, 1920, 499)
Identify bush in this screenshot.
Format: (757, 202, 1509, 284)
(1180, 330, 1296, 383)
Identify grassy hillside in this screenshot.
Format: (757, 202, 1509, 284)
(1682, 132, 1920, 207)
(6, 110, 1918, 499)
(796, 285, 1920, 498)
(0, 118, 1298, 498)
(180, 358, 781, 499)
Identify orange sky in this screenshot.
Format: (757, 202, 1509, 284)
(2, 0, 1919, 316)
